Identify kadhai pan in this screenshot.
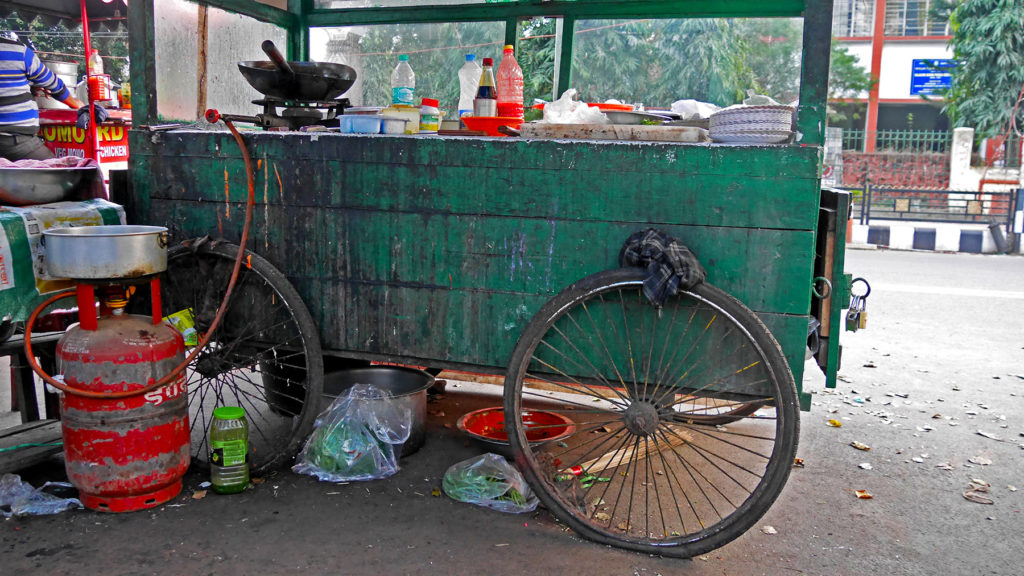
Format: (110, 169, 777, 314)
(238, 60, 356, 101)
(238, 39, 356, 101)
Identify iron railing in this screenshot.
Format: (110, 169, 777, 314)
(852, 186, 1020, 231)
(841, 129, 953, 153)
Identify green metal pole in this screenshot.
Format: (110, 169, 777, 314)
(127, 0, 157, 125)
(554, 17, 575, 99)
(288, 0, 310, 61)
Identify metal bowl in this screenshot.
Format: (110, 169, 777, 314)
(457, 406, 576, 457)
(0, 167, 94, 206)
(43, 225, 169, 280)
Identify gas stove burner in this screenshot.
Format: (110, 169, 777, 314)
(248, 98, 351, 130)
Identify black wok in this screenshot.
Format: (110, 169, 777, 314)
(237, 60, 357, 101)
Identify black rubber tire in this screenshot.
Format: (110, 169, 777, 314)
(504, 267, 799, 558)
(155, 240, 324, 474)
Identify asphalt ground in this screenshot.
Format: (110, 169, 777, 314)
(2, 248, 1023, 575)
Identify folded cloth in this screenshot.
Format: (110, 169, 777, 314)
(0, 156, 97, 169)
(619, 228, 706, 307)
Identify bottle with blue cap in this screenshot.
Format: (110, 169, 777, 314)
(457, 54, 482, 123)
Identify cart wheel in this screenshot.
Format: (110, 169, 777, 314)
(156, 241, 324, 474)
(504, 268, 798, 558)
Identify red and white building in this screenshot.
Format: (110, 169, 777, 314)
(832, 0, 953, 151)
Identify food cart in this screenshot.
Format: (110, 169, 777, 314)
(8, 0, 855, 558)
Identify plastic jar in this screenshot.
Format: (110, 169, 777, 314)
(419, 98, 440, 133)
(209, 406, 249, 494)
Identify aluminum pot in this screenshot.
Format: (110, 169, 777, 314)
(320, 366, 433, 457)
(43, 225, 168, 280)
(38, 60, 79, 109)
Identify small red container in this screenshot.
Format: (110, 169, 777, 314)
(459, 116, 523, 137)
(87, 75, 110, 101)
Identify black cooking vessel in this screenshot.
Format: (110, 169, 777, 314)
(238, 60, 357, 101)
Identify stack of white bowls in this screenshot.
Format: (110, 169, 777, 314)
(709, 105, 795, 144)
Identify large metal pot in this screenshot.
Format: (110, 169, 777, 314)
(0, 166, 93, 206)
(38, 60, 79, 109)
(43, 225, 169, 280)
(320, 366, 433, 457)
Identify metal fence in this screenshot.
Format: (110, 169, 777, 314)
(841, 129, 953, 153)
(852, 186, 1020, 231)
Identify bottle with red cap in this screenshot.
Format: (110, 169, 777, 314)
(419, 97, 440, 133)
(473, 57, 497, 117)
(496, 44, 524, 119)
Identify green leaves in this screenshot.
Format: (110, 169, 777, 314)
(945, 0, 1024, 137)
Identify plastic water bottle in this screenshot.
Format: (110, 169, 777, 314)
(209, 406, 249, 494)
(458, 54, 482, 120)
(391, 54, 415, 106)
(496, 44, 524, 119)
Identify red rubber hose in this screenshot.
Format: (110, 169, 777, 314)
(24, 118, 257, 398)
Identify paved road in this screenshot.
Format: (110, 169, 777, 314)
(2, 249, 1022, 575)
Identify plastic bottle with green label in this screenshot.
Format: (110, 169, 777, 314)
(209, 406, 249, 494)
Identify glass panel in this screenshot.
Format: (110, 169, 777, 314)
(884, 0, 948, 37)
(832, 0, 874, 37)
(310, 21, 505, 111)
(155, 0, 286, 121)
(314, 0, 504, 8)
(571, 18, 803, 109)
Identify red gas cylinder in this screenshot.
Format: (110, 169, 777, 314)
(57, 292, 190, 513)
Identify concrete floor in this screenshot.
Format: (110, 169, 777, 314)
(2, 248, 1023, 575)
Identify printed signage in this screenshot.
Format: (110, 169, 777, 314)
(910, 59, 957, 96)
(38, 123, 130, 163)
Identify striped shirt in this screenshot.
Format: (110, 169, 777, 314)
(0, 38, 72, 135)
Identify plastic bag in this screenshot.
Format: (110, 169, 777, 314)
(292, 383, 411, 482)
(540, 89, 609, 124)
(0, 473, 82, 517)
(442, 453, 538, 514)
(670, 99, 721, 120)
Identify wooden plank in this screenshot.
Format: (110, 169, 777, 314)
(0, 420, 63, 474)
(196, 4, 209, 120)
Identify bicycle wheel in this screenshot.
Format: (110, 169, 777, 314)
(504, 268, 798, 557)
(157, 240, 324, 474)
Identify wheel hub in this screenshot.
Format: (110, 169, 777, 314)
(623, 401, 661, 436)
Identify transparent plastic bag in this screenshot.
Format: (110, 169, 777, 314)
(442, 453, 538, 514)
(540, 89, 609, 124)
(292, 383, 411, 482)
(0, 473, 82, 517)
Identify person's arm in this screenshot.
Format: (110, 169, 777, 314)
(24, 45, 74, 104)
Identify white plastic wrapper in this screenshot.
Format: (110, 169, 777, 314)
(539, 89, 609, 124)
(670, 99, 721, 120)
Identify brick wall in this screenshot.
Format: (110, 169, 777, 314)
(842, 152, 950, 189)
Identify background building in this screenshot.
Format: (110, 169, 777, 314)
(832, 0, 953, 151)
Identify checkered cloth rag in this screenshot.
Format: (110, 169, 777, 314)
(619, 228, 706, 307)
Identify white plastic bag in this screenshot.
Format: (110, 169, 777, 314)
(540, 89, 609, 124)
(442, 453, 539, 514)
(670, 99, 721, 120)
(292, 383, 411, 482)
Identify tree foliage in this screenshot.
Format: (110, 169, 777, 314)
(1, 13, 129, 85)
(328, 16, 872, 116)
(944, 0, 1024, 136)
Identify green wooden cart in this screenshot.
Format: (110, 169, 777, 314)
(120, 0, 852, 558)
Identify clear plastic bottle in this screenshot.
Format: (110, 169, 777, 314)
(87, 49, 103, 76)
(391, 54, 415, 106)
(457, 54, 482, 121)
(209, 406, 249, 494)
(473, 58, 497, 117)
(496, 44, 524, 119)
